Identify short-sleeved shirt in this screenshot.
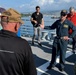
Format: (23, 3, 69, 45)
(31, 12, 43, 27)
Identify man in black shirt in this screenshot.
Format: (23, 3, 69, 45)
(0, 8, 37, 75)
(30, 6, 44, 46)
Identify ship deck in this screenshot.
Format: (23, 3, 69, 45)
(22, 36, 76, 75)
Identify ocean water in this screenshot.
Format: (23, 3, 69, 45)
(20, 15, 57, 37)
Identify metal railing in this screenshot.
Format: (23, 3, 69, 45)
(20, 24, 33, 37)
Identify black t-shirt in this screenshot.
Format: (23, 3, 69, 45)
(0, 30, 37, 75)
(31, 12, 43, 27)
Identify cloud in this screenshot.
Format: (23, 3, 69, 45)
(19, 0, 76, 12)
(36, 0, 54, 6)
(20, 4, 25, 8)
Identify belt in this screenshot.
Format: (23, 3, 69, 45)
(56, 36, 64, 39)
(56, 36, 70, 41)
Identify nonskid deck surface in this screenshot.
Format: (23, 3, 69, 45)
(22, 37, 76, 75)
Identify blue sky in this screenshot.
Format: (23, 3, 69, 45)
(0, 0, 76, 12)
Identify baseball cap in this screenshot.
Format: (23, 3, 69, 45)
(1, 8, 24, 24)
(60, 10, 67, 16)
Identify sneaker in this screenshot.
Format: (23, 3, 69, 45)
(38, 43, 42, 46)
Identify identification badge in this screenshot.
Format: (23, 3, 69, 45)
(63, 24, 68, 28)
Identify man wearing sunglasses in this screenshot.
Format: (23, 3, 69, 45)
(42, 10, 76, 71)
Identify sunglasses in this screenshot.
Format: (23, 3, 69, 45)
(61, 13, 67, 16)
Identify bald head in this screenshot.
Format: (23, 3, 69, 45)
(69, 7, 75, 15)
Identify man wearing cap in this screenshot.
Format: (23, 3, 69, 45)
(67, 7, 76, 54)
(42, 10, 76, 71)
(0, 8, 37, 75)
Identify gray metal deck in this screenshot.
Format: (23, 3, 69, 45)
(22, 37, 76, 75)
